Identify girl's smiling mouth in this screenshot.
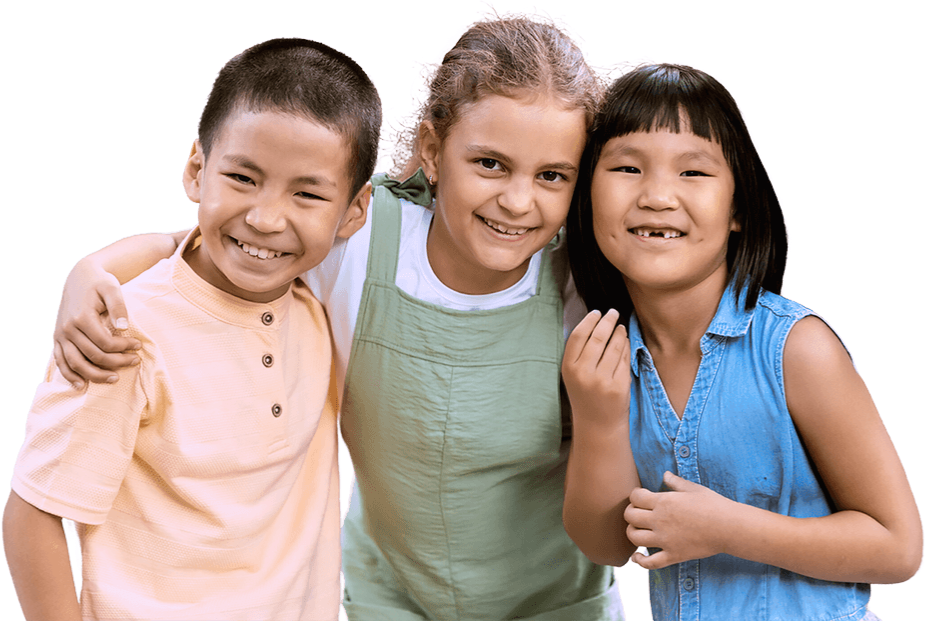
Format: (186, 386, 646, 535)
(629, 226, 685, 239)
(478, 215, 533, 236)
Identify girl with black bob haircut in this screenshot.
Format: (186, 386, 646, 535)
(567, 63, 786, 318)
(560, 64, 920, 621)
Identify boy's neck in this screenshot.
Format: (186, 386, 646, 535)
(627, 270, 728, 358)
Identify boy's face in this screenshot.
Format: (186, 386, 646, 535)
(183, 109, 368, 303)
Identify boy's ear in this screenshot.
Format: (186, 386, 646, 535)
(183, 141, 205, 203)
(417, 121, 441, 185)
(336, 181, 372, 239)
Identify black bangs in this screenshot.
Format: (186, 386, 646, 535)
(593, 64, 734, 163)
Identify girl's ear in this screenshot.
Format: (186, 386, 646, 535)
(418, 121, 441, 186)
(183, 141, 205, 203)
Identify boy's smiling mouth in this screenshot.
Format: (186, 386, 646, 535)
(234, 238, 286, 259)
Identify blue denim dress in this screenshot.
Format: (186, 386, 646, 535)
(629, 285, 870, 621)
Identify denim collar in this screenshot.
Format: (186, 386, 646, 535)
(629, 282, 755, 377)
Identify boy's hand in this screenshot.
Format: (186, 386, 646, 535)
(53, 262, 140, 388)
(625, 471, 731, 569)
(561, 309, 631, 428)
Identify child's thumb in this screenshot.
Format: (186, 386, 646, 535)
(662, 470, 692, 491)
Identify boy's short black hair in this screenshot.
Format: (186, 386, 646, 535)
(199, 38, 381, 199)
(568, 63, 787, 318)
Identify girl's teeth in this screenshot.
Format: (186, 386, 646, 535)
(237, 240, 283, 259)
(483, 217, 529, 235)
(634, 228, 682, 239)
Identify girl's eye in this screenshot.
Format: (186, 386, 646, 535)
(540, 170, 566, 182)
(681, 170, 709, 177)
(614, 166, 640, 174)
(477, 158, 501, 170)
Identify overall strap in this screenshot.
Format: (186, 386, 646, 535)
(534, 230, 564, 300)
(366, 169, 433, 283)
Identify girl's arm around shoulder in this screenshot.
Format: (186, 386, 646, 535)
(3, 491, 81, 620)
(561, 309, 640, 567)
(55, 230, 188, 387)
(779, 315, 922, 582)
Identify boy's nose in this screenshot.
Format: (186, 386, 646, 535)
(245, 201, 287, 233)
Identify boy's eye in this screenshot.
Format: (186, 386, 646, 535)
(226, 173, 254, 185)
(681, 170, 709, 177)
(613, 166, 640, 174)
(295, 191, 325, 201)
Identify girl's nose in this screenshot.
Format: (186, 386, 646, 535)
(638, 175, 680, 211)
(498, 176, 534, 216)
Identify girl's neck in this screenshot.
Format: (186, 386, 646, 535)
(628, 267, 729, 358)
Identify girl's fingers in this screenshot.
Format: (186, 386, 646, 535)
(579, 309, 620, 366)
(564, 310, 601, 364)
(632, 550, 670, 570)
(53, 341, 84, 388)
(597, 322, 628, 379)
(57, 327, 139, 379)
(99, 281, 131, 333)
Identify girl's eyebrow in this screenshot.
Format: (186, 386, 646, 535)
(599, 143, 722, 167)
(466, 144, 579, 173)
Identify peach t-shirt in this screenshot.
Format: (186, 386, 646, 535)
(12, 231, 340, 620)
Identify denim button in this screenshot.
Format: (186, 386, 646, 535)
(262, 354, 274, 367)
(678, 445, 691, 458)
(261, 311, 274, 325)
(271, 403, 282, 417)
(683, 577, 695, 591)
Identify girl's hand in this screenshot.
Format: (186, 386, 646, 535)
(53, 260, 140, 388)
(561, 309, 631, 427)
(625, 471, 732, 569)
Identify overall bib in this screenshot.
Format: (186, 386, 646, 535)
(340, 173, 619, 620)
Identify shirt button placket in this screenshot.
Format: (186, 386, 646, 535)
(260, 309, 279, 420)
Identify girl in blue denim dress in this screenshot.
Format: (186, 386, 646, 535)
(560, 63, 921, 621)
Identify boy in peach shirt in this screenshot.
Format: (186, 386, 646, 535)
(3, 38, 380, 620)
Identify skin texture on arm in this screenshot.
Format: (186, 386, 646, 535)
(54, 230, 188, 387)
(3, 491, 81, 620)
(625, 316, 922, 584)
(561, 309, 641, 566)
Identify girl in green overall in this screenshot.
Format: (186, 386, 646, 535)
(49, 18, 625, 620)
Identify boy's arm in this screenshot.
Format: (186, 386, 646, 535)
(3, 491, 81, 620)
(561, 309, 640, 566)
(54, 230, 188, 387)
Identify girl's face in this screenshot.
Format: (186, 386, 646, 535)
(421, 94, 586, 295)
(590, 127, 739, 296)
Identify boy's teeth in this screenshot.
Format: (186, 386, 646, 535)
(482, 217, 529, 235)
(237, 240, 283, 259)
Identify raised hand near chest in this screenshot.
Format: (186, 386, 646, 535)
(561, 309, 631, 427)
(625, 471, 735, 569)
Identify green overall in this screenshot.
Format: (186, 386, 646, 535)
(340, 172, 620, 620)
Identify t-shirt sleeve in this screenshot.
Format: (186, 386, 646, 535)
(11, 353, 149, 526)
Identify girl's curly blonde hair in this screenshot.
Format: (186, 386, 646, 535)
(385, 3, 606, 179)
